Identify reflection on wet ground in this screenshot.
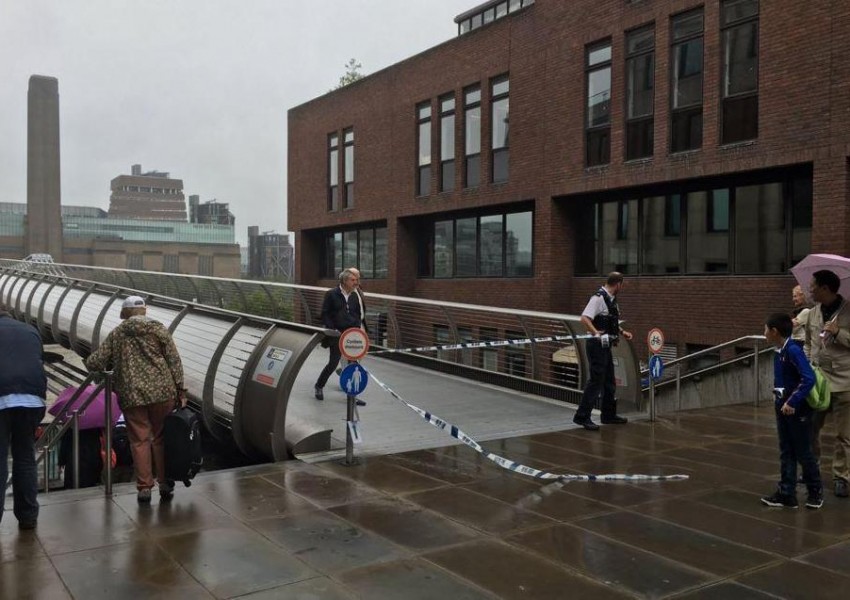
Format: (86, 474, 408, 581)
(2, 404, 849, 599)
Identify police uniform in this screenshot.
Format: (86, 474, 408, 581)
(574, 287, 623, 424)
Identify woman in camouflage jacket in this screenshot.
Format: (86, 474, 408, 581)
(85, 296, 185, 503)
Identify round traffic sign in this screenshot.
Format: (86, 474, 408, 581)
(339, 327, 370, 361)
(649, 354, 665, 381)
(339, 363, 369, 396)
(647, 327, 665, 355)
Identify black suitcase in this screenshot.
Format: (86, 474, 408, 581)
(163, 407, 203, 486)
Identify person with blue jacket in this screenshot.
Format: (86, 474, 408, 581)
(761, 312, 823, 509)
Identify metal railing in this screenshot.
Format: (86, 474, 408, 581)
(643, 335, 772, 420)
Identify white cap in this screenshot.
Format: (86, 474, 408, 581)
(121, 295, 146, 309)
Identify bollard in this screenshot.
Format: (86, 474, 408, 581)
(71, 410, 80, 489)
(103, 371, 114, 496)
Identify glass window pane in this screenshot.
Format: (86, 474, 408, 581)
(687, 190, 729, 272)
(471, 13, 482, 28)
(441, 96, 455, 113)
(329, 149, 338, 185)
(419, 121, 431, 166)
(483, 8, 495, 23)
(479, 214, 504, 276)
(465, 106, 481, 154)
(466, 154, 481, 188)
(496, 2, 508, 18)
(434, 220, 454, 278)
(492, 78, 510, 97)
(441, 113, 455, 161)
(627, 28, 654, 55)
(418, 104, 431, 120)
(333, 232, 343, 275)
(505, 211, 532, 277)
(329, 134, 338, 148)
(492, 149, 509, 182)
(588, 44, 611, 66)
(641, 195, 681, 273)
(722, 94, 758, 143)
(722, 0, 758, 25)
(587, 67, 611, 127)
(735, 182, 785, 273)
(672, 38, 703, 109)
(359, 229, 374, 278)
(792, 177, 812, 265)
(374, 227, 388, 278)
(465, 88, 481, 105)
(723, 22, 758, 97)
(509, 0, 521, 10)
(492, 97, 509, 149)
(441, 160, 455, 192)
(344, 130, 354, 143)
(601, 200, 638, 274)
(625, 119, 653, 160)
(456, 217, 477, 277)
(575, 203, 599, 274)
(418, 165, 431, 197)
(671, 108, 702, 152)
(627, 53, 654, 119)
(344, 231, 358, 268)
(673, 11, 704, 40)
(344, 145, 354, 183)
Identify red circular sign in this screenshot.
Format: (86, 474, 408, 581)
(339, 328, 370, 361)
(647, 327, 665, 354)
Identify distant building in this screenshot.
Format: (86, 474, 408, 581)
(189, 195, 235, 226)
(108, 164, 187, 221)
(248, 226, 293, 280)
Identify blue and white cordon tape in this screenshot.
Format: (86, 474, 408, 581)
(369, 373, 689, 483)
(370, 333, 599, 356)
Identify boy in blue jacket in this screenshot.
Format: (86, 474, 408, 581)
(761, 313, 823, 509)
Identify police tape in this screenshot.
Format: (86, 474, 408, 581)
(369, 372, 689, 483)
(370, 333, 601, 356)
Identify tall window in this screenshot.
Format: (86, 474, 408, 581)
(343, 129, 354, 208)
(417, 102, 432, 196)
(464, 86, 481, 188)
(625, 26, 655, 160)
(323, 224, 389, 279)
(670, 9, 704, 152)
(440, 94, 456, 192)
(586, 41, 612, 167)
(721, 0, 759, 144)
(328, 133, 339, 211)
(491, 76, 510, 182)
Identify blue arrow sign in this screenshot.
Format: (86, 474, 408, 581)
(340, 363, 369, 396)
(649, 355, 664, 382)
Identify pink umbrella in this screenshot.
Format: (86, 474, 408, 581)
(48, 385, 121, 430)
(791, 254, 850, 300)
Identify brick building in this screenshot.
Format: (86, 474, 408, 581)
(108, 164, 188, 221)
(288, 0, 850, 358)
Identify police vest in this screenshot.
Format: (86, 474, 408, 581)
(591, 288, 620, 338)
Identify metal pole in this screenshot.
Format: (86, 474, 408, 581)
(72, 411, 80, 489)
(649, 376, 657, 422)
(43, 443, 50, 495)
(753, 339, 760, 407)
(343, 393, 356, 466)
(103, 371, 114, 496)
(676, 363, 682, 411)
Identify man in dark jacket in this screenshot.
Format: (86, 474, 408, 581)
(0, 305, 47, 530)
(314, 269, 365, 404)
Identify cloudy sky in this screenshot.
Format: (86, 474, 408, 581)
(0, 0, 472, 244)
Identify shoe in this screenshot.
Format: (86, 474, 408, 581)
(835, 479, 849, 498)
(160, 481, 175, 502)
(137, 488, 152, 504)
(335, 367, 343, 376)
(760, 491, 798, 508)
(573, 417, 600, 431)
(806, 491, 824, 509)
(18, 520, 37, 531)
(355, 398, 366, 406)
(314, 387, 324, 401)
(601, 415, 628, 425)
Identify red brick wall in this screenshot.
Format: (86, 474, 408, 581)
(289, 0, 850, 351)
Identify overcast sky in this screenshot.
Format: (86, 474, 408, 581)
(0, 0, 473, 244)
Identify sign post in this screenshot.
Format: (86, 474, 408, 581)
(339, 329, 370, 466)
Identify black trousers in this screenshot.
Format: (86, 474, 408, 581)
(575, 339, 617, 421)
(776, 407, 821, 497)
(315, 343, 342, 389)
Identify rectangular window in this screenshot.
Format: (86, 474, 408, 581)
(163, 254, 179, 273)
(491, 76, 510, 182)
(440, 95, 456, 192)
(434, 220, 454, 278)
(464, 86, 481, 188)
(602, 199, 638, 273)
(642, 195, 681, 273)
(687, 189, 729, 272)
(343, 129, 354, 208)
(199, 255, 214, 276)
(505, 211, 533, 276)
(670, 9, 704, 152)
(322, 225, 388, 279)
(375, 227, 388, 278)
(586, 41, 612, 167)
(417, 102, 432, 196)
(791, 177, 812, 265)
(721, 0, 759, 144)
(735, 182, 783, 272)
(328, 133, 339, 211)
(479, 214, 504, 276)
(127, 253, 143, 270)
(625, 26, 655, 160)
(326, 232, 343, 277)
(358, 228, 375, 279)
(456, 217, 477, 277)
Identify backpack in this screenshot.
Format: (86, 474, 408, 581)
(807, 367, 831, 411)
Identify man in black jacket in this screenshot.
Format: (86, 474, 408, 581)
(0, 305, 47, 530)
(314, 269, 366, 405)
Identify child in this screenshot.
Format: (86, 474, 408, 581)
(761, 313, 823, 509)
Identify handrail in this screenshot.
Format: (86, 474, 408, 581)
(640, 335, 767, 374)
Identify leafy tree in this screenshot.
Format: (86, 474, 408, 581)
(334, 58, 365, 89)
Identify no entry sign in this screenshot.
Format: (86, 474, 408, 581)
(647, 328, 665, 355)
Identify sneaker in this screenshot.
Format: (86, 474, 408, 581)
(601, 415, 628, 425)
(835, 479, 849, 498)
(806, 492, 824, 509)
(18, 520, 37, 531)
(314, 387, 324, 401)
(160, 480, 175, 502)
(356, 398, 366, 407)
(335, 367, 343, 376)
(573, 417, 600, 431)
(760, 491, 798, 508)
(137, 488, 152, 504)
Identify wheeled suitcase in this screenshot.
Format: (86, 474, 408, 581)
(163, 407, 203, 486)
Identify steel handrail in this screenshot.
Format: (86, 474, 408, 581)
(640, 335, 767, 374)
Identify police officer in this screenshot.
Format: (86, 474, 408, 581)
(573, 272, 632, 431)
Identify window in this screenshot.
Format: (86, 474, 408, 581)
(417, 102, 432, 196)
(586, 41, 612, 166)
(199, 256, 214, 276)
(491, 76, 510, 182)
(464, 86, 481, 187)
(328, 133, 339, 211)
(625, 26, 655, 160)
(670, 10, 704, 152)
(343, 129, 354, 208)
(575, 169, 812, 276)
(721, 0, 759, 143)
(163, 254, 179, 273)
(440, 95, 456, 192)
(127, 254, 143, 270)
(322, 225, 389, 278)
(418, 208, 534, 278)
(457, 0, 535, 35)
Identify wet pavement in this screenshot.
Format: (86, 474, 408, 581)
(2, 404, 850, 599)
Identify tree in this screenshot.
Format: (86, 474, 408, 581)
(334, 58, 365, 89)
